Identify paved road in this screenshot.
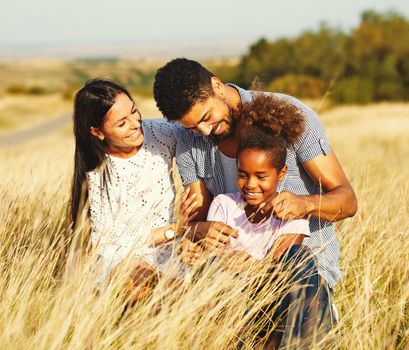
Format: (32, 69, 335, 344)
(0, 114, 71, 148)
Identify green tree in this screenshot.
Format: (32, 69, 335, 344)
(235, 9, 409, 103)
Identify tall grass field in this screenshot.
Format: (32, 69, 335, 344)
(0, 101, 408, 349)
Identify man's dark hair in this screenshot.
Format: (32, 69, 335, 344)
(153, 58, 215, 121)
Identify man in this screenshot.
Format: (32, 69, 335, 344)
(153, 58, 357, 342)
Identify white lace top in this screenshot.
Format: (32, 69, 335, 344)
(87, 119, 180, 281)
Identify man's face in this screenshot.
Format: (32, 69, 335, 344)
(179, 95, 234, 139)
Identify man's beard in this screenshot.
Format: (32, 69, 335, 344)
(212, 106, 236, 141)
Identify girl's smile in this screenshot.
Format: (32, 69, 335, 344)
(237, 148, 287, 208)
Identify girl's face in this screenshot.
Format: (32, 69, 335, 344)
(237, 148, 287, 207)
(90, 93, 143, 156)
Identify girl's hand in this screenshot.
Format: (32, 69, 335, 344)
(177, 238, 205, 265)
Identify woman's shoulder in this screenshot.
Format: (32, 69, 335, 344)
(142, 119, 181, 149)
(86, 167, 103, 190)
(143, 118, 182, 135)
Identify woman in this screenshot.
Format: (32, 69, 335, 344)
(70, 79, 195, 293)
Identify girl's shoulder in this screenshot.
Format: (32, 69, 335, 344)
(213, 192, 244, 207)
(208, 192, 244, 222)
(274, 218, 311, 236)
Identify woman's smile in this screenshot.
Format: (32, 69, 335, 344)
(126, 129, 141, 140)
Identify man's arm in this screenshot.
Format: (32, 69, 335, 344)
(261, 150, 358, 221)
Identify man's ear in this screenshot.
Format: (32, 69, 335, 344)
(278, 165, 288, 182)
(210, 76, 225, 96)
(90, 126, 104, 141)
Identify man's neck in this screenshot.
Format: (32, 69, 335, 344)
(217, 133, 240, 158)
(225, 84, 241, 111)
(216, 84, 242, 157)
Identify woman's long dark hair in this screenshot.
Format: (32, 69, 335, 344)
(70, 79, 133, 226)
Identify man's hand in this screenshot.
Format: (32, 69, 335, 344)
(260, 191, 311, 221)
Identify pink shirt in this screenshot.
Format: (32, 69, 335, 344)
(207, 192, 310, 260)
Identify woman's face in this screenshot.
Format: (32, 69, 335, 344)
(91, 93, 143, 156)
(237, 148, 287, 207)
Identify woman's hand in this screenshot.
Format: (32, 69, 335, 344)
(149, 188, 200, 246)
(109, 259, 158, 304)
(125, 260, 159, 304)
(177, 187, 199, 234)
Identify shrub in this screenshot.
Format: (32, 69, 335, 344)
(6, 84, 27, 94)
(26, 85, 47, 95)
(332, 77, 374, 104)
(267, 74, 325, 99)
(6, 84, 48, 96)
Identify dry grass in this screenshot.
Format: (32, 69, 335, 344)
(0, 94, 71, 134)
(0, 94, 161, 137)
(0, 102, 408, 349)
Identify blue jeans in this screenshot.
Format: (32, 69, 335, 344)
(247, 244, 334, 348)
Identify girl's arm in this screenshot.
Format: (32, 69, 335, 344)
(267, 218, 310, 260)
(217, 249, 258, 273)
(268, 233, 304, 260)
(219, 233, 305, 272)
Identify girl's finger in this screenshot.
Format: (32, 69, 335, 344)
(204, 237, 225, 249)
(188, 246, 201, 255)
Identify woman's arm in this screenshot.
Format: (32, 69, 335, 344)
(148, 187, 199, 247)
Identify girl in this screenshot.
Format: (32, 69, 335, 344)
(70, 79, 195, 297)
(207, 94, 332, 347)
(207, 94, 309, 261)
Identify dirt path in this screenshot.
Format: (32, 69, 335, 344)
(0, 114, 71, 148)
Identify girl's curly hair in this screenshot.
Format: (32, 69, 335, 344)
(236, 94, 305, 170)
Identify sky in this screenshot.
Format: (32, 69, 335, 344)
(1, 0, 408, 58)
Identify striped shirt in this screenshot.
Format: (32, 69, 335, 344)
(175, 84, 343, 288)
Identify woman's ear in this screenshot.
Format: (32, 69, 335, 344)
(278, 165, 288, 182)
(90, 127, 104, 141)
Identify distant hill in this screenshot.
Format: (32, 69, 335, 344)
(0, 39, 251, 60)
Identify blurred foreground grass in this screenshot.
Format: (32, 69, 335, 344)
(0, 102, 408, 349)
